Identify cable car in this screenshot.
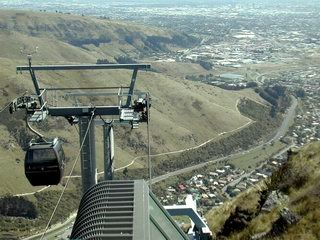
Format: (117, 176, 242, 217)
(25, 138, 65, 186)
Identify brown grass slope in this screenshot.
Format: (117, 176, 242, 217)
(0, 10, 197, 61)
(0, 10, 262, 195)
(206, 141, 320, 239)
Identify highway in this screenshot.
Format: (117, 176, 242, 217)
(271, 96, 297, 141)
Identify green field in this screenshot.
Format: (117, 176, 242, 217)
(228, 141, 287, 170)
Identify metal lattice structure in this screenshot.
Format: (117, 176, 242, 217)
(14, 61, 151, 193)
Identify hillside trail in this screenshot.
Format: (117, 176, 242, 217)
(14, 99, 254, 196)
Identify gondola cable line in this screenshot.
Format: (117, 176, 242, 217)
(40, 110, 95, 240)
(146, 93, 152, 190)
(0, 102, 11, 113)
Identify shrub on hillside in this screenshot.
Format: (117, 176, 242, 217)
(115, 56, 137, 64)
(0, 196, 37, 219)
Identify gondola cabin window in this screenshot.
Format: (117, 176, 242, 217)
(28, 149, 56, 162)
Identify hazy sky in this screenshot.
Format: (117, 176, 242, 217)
(3, 0, 320, 4)
(1, 0, 320, 9)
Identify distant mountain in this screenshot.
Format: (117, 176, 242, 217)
(4, 0, 320, 6)
(0, 10, 198, 60)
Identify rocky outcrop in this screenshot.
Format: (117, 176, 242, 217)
(268, 208, 300, 237)
(218, 206, 255, 236)
(262, 191, 289, 212)
(218, 190, 269, 237)
(251, 207, 300, 240)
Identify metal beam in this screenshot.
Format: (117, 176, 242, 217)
(104, 124, 114, 180)
(40, 87, 130, 91)
(165, 207, 208, 230)
(65, 92, 128, 97)
(29, 68, 45, 107)
(133, 180, 150, 240)
(48, 106, 120, 117)
(17, 64, 151, 72)
(79, 116, 97, 193)
(126, 68, 138, 107)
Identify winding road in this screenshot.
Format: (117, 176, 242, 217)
(151, 96, 297, 184)
(15, 99, 254, 196)
(222, 143, 296, 199)
(15, 96, 297, 196)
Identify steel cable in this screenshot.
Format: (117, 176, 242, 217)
(40, 110, 95, 240)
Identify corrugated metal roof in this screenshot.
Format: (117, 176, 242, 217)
(70, 180, 188, 240)
(71, 181, 135, 240)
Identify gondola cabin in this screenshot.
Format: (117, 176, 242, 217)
(25, 138, 65, 186)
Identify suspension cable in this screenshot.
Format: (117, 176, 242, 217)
(0, 102, 11, 114)
(146, 93, 152, 190)
(73, 124, 79, 134)
(40, 111, 95, 240)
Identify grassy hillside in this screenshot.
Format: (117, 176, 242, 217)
(0, 10, 264, 197)
(206, 142, 320, 239)
(0, 10, 198, 61)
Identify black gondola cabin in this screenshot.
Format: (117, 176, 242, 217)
(25, 138, 65, 186)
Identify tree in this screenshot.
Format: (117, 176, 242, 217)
(246, 82, 258, 88)
(295, 88, 306, 98)
(199, 60, 212, 70)
(115, 56, 137, 64)
(96, 59, 110, 64)
(270, 105, 277, 118)
(123, 167, 128, 176)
